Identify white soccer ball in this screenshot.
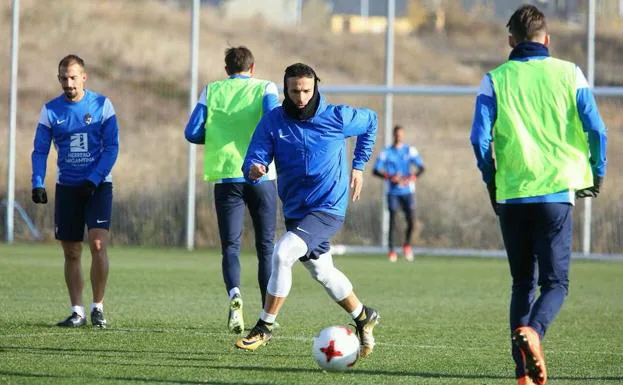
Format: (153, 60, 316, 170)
(312, 325, 360, 371)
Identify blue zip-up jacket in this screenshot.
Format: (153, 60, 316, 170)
(470, 42, 607, 204)
(243, 95, 377, 219)
(32, 90, 119, 187)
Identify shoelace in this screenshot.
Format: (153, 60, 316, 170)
(249, 325, 266, 338)
(348, 323, 363, 341)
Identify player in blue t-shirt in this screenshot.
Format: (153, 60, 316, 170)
(373, 125, 425, 262)
(31, 54, 119, 328)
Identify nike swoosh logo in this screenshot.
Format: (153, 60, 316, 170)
(56, 119, 66, 125)
(241, 339, 259, 346)
(96, 219, 108, 224)
(296, 226, 310, 234)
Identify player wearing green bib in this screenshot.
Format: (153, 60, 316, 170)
(185, 46, 280, 335)
(470, 6, 607, 385)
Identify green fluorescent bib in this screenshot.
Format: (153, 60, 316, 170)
(490, 58, 592, 200)
(204, 78, 268, 181)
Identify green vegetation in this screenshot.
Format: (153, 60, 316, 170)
(1, 244, 621, 384)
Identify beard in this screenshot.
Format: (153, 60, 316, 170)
(64, 88, 78, 100)
(283, 84, 320, 121)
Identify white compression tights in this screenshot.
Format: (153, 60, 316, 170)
(267, 231, 353, 301)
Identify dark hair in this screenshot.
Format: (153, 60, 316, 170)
(393, 125, 404, 135)
(284, 63, 321, 83)
(58, 54, 85, 73)
(224, 46, 254, 75)
(506, 5, 547, 42)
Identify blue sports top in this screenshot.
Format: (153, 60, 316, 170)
(184, 74, 280, 183)
(470, 42, 607, 204)
(374, 144, 424, 196)
(243, 94, 377, 219)
(32, 89, 119, 188)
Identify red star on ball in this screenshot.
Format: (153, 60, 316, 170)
(320, 339, 343, 362)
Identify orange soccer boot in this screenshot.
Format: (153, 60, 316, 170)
(402, 244, 414, 261)
(512, 326, 547, 385)
(388, 251, 398, 262)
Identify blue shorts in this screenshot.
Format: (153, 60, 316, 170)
(286, 211, 344, 261)
(54, 182, 113, 241)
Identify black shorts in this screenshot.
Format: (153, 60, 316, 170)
(54, 182, 113, 241)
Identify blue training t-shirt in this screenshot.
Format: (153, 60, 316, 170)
(32, 90, 119, 188)
(374, 144, 424, 196)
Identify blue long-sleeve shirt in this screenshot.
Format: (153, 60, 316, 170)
(243, 95, 377, 219)
(31, 90, 119, 188)
(470, 54, 607, 204)
(184, 74, 280, 183)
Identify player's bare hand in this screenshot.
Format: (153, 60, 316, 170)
(350, 169, 364, 201)
(249, 164, 267, 181)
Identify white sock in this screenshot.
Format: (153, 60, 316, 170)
(72, 305, 86, 318)
(228, 287, 241, 300)
(350, 303, 364, 319)
(90, 303, 103, 313)
(260, 310, 277, 324)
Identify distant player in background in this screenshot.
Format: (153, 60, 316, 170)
(184, 46, 280, 334)
(373, 125, 425, 262)
(236, 63, 379, 356)
(31, 54, 120, 328)
(470, 5, 607, 385)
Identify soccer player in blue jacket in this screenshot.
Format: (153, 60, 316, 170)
(31, 55, 119, 328)
(236, 63, 379, 357)
(373, 124, 425, 262)
(470, 6, 607, 385)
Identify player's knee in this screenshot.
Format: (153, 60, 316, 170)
(63, 250, 81, 261)
(308, 265, 331, 285)
(62, 243, 82, 261)
(541, 278, 569, 295)
(90, 239, 108, 257)
(273, 232, 306, 268)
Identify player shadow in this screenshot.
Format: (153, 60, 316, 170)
(204, 364, 623, 382)
(0, 345, 220, 359)
(0, 370, 275, 385)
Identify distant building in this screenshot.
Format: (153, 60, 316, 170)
(330, 0, 413, 34)
(463, 0, 623, 21)
(220, 0, 299, 24)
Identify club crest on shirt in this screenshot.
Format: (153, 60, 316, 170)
(84, 113, 92, 125)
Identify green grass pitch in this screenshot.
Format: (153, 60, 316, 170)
(0, 244, 621, 385)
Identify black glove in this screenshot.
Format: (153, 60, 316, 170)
(32, 187, 48, 204)
(77, 181, 97, 199)
(576, 176, 603, 199)
(486, 179, 500, 216)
